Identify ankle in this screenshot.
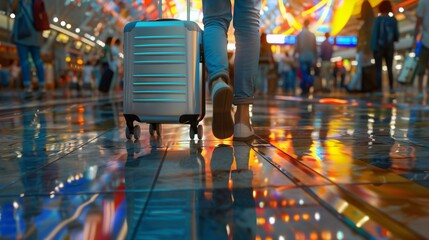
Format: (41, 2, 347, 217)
(234, 104, 251, 127)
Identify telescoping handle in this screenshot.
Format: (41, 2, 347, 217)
(158, 0, 191, 21)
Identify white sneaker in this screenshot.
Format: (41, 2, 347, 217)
(233, 123, 254, 141)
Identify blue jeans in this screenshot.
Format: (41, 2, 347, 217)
(16, 43, 45, 88)
(374, 46, 394, 91)
(299, 60, 314, 94)
(281, 70, 295, 92)
(203, 0, 261, 105)
(348, 51, 363, 91)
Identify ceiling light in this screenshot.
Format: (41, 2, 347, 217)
(399, 7, 404, 13)
(10, 13, 15, 19)
(53, 17, 58, 22)
(66, 23, 71, 29)
(60, 21, 66, 26)
(75, 28, 80, 33)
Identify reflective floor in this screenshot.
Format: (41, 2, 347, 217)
(0, 87, 428, 239)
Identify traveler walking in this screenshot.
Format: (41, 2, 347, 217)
(98, 36, 115, 94)
(278, 51, 295, 94)
(319, 32, 334, 92)
(83, 61, 94, 91)
(293, 19, 317, 96)
(202, 0, 261, 140)
(10, 0, 46, 98)
(414, 0, 429, 98)
(347, 0, 375, 92)
(111, 38, 122, 92)
(371, 0, 399, 93)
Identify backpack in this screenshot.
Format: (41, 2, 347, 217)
(32, 0, 50, 31)
(377, 17, 395, 47)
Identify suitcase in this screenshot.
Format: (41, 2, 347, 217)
(123, 0, 205, 140)
(361, 64, 378, 92)
(397, 54, 418, 85)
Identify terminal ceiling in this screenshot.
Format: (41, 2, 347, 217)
(0, 0, 419, 46)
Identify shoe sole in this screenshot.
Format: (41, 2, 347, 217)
(212, 87, 233, 139)
(233, 134, 255, 141)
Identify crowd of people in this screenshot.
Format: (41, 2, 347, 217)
(254, 0, 428, 98)
(2, 0, 428, 140)
(3, 0, 123, 96)
(0, 35, 123, 96)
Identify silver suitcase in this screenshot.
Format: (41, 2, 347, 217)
(123, 4, 205, 140)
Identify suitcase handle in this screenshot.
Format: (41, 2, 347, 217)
(155, 18, 181, 22)
(158, 0, 191, 21)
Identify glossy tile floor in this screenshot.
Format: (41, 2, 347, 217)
(0, 87, 428, 240)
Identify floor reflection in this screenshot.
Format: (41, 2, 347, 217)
(0, 90, 428, 239)
(198, 143, 256, 240)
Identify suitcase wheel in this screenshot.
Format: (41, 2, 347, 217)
(189, 125, 203, 140)
(149, 123, 162, 136)
(133, 125, 141, 140)
(125, 124, 141, 140)
(189, 126, 195, 140)
(125, 126, 132, 140)
(197, 125, 203, 140)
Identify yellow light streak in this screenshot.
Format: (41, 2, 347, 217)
(302, 0, 328, 16)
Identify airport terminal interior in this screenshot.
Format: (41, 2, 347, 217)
(0, 0, 429, 239)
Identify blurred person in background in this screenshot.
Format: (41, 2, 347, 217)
(347, 0, 375, 92)
(83, 61, 95, 92)
(333, 60, 346, 89)
(278, 51, 295, 94)
(370, 0, 399, 93)
(293, 19, 317, 96)
(93, 59, 102, 89)
(111, 38, 122, 92)
(319, 32, 334, 92)
(98, 36, 115, 94)
(414, 0, 429, 98)
(8, 60, 21, 89)
(10, 0, 45, 98)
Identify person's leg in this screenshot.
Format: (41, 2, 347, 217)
(28, 46, 45, 89)
(417, 46, 429, 95)
(320, 61, 328, 90)
(373, 51, 383, 91)
(203, 0, 234, 139)
(232, 0, 261, 140)
(203, 0, 232, 84)
(16, 44, 32, 90)
(349, 51, 363, 91)
(299, 61, 311, 95)
(385, 47, 395, 92)
(281, 72, 287, 92)
(232, 0, 260, 105)
(340, 70, 345, 89)
(290, 69, 297, 95)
